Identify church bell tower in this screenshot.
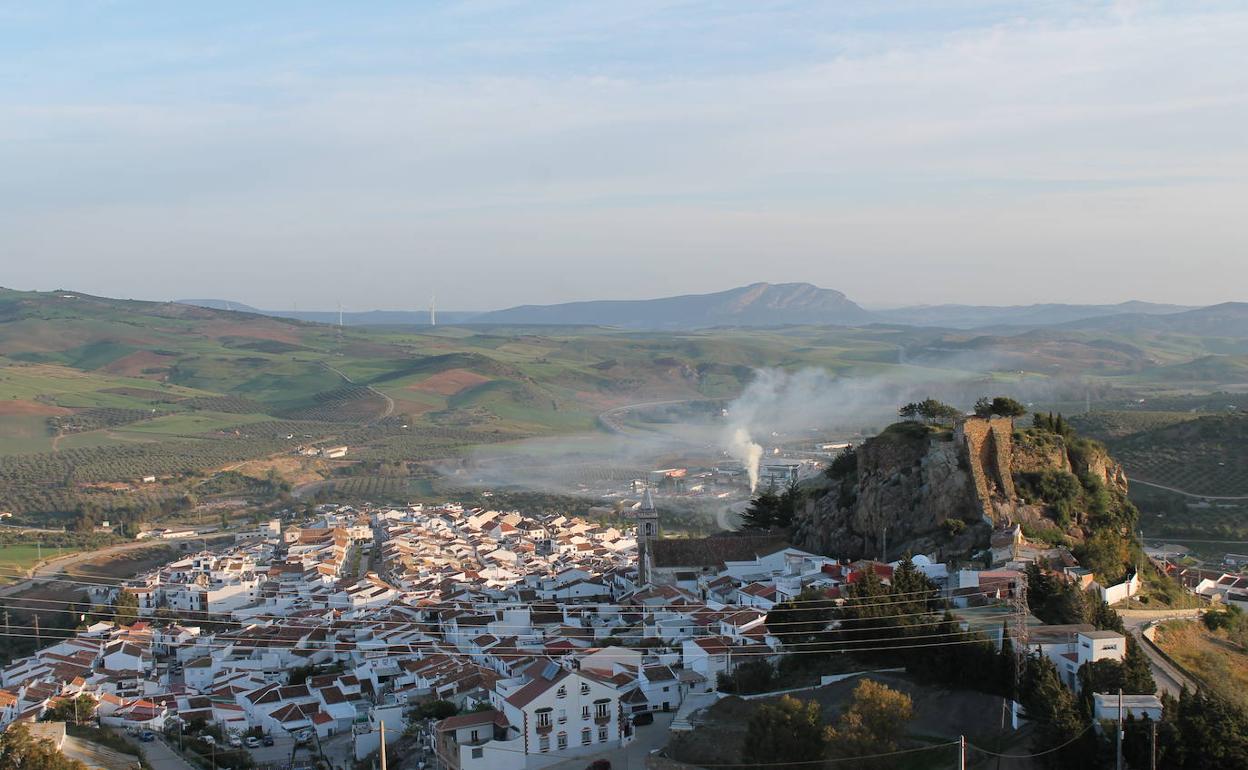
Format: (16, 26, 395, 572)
(635, 487, 660, 585)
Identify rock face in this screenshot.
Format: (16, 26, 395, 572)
(792, 417, 1130, 561)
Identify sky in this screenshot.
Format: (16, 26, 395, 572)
(1, 1, 1246, 311)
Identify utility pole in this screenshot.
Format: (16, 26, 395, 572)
(959, 734, 966, 770)
(1151, 719, 1157, 770)
(379, 721, 388, 770)
(1123, 683, 1133, 768)
(33, 614, 40, 646)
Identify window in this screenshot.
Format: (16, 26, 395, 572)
(557, 708, 566, 724)
(539, 735, 549, 753)
(595, 700, 610, 720)
(536, 709, 552, 729)
(556, 686, 566, 699)
(557, 732, 568, 750)
(598, 725, 608, 742)
(580, 682, 590, 695)
(581, 728, 592, 745)
(471, 748, 484, 759)
(581, 705, 590, 720)
(469, 729, 479, 743)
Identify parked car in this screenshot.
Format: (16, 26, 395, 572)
(201, 735, 216, 746)
(585, 761, 611, 770)
(262, 735, 275, 747)
(632, 712, 654, 726)
(140, 731, 156, 743)
(228, 735, 242, 748)
(245, 736, 261, 748)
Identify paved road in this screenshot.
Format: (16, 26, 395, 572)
(0, 539, 178, 597)
(1120, 610, 1204, 697)
(598, 399, 699, 435)
(1130, 478, 1248, 500)
(137, 737, 197, 770)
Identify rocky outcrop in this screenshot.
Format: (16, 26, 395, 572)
(791, 417, 1131, 561)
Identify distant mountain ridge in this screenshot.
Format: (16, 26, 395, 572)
(873, 300, 1192, 329)
(472, 282, 873, 328)
(1060, 302, 1248, 337)
(178, 300, 478, 326)
(178, 285, 1243, 333)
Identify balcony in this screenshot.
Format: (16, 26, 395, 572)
(535, 722, 553, 735)
(593, 713, 611, 726)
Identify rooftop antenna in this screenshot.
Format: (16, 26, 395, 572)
(338, 302, 344, 327)
(430, 294, 437, 327)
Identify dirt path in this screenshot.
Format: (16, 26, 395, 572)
(322, 361, 394, 419)
(0, 539, 182, 597)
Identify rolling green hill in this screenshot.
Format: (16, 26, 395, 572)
(3, 286, 1248, 526)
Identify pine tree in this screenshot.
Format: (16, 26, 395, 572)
(1121, 637, 1156, 695)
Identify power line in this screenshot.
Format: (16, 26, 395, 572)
(0, 597, 1024, 654)
(967, 722, 1095, 758)
(0, 563, 1016, 612)
(0, 585, 1015, 632)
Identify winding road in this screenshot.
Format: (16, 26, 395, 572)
(1130, 477, 1248, 500)
(598, 398, 702, 435)
(1119, 609, 1204, 697)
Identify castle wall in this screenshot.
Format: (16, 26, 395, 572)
(956, 416, 1016, 524)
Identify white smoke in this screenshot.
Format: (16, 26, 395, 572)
(719, 364, 1100, 493)
(729, 427, 765, 492)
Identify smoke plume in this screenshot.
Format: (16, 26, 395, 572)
(728, 427, 764, 492)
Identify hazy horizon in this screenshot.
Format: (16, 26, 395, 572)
(3, 1, 1246, 309)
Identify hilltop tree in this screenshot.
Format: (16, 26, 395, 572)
(975, 396, 1028, 418)
(742, 696, 827, 769)
(825, 679, 914, 765)
(1033, 411, 1075, 438)
(899, 398, 961, 425)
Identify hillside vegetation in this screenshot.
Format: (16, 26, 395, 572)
(3, 286, 1248, 531)
(1075, 411, 1248, 497)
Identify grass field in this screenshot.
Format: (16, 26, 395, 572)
(1155, 620, 1248, 710)
(0, 544, 79, 582)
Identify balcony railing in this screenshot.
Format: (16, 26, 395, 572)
(535, 722, 553, 735)
(593, 713, 611, 725)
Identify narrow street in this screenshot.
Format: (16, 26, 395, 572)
(547, 712, 676, 770)
(135, 737, 197, 770)
(1119, 609, 1204, 697)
